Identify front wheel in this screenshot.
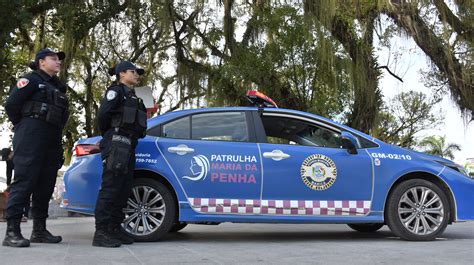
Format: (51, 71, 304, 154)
(122, 178, 177, 242)
(386, 179, 450, 241)
(347, 223, 384, 233)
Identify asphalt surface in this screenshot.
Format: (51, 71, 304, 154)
(0, 217, 473, 265)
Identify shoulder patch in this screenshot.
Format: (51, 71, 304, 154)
(106, 90, 117, 101)
(16, 78, 29, 89)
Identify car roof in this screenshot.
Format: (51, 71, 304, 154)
(77, 107, 379, 146)
(147, 107, 377, 142)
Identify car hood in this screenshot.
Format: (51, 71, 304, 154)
(400, 147, 457, 167)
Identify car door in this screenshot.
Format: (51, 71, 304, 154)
(255, 112, 374, 216)
(156, 110, 262, 214)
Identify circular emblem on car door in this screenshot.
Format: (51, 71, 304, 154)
(300, 154, 337, 190)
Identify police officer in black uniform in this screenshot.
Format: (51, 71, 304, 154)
(93, 61, 147, 247)
(3, 48, 69, 247)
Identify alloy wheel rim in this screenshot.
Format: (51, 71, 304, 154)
(122, 185, 166, 236)
(397, 186, 444, 236)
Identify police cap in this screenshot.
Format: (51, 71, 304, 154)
(34, 48, 65, 65)
(113, 61, 145, 76)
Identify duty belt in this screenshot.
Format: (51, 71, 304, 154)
(114, 127, 138, 139)
(111, 134, 131, 145)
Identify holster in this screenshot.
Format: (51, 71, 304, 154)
(105, 135, 132, 175)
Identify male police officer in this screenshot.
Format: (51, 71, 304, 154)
(93, 61, 147, 247)
(3, 48, 69, 247)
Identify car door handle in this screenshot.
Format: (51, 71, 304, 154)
(168, 144, 195, 155)
(263, 150, 290, 161)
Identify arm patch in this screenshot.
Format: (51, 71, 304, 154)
(106, 90, 117, 101)
(16, 78, 29, 89)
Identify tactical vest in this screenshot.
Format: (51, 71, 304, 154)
(111, 86, 147, 138)
(21, 71, 69, 127)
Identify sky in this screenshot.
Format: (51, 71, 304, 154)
(375, 35, 473, 165)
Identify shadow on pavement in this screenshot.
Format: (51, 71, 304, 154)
(157, 225, 474, 243)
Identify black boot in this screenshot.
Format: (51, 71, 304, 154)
(2, 219, 30, 247)
(92, 229, 122, 248)
(109, 224, 134, 245)
(30, 219, 62, 243)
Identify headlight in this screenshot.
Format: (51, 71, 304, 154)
(455, 165, 472, 178)
(436, 160, 472, 179)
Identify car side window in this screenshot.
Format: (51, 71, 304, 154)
(162, 116, 190, 139)
(192, 112, 249, 142)
(261, 115, 343, 148)
(146, 125, 161, 137)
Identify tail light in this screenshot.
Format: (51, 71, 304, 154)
(75, 144, 100, 157)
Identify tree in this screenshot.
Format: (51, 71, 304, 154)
(385, 0, 473, 121)
(0, 0, 470, 164)
(418, 135, 461, 160)
(372, 91, 443, 148)
(166, 1, 353, 119)
(0, 0, 54, 115)
(303, 1, 385, 133)
(304, 0, 474, 130)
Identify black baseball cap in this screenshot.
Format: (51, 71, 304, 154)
(114, 61, 145, 75)
(34, 48, 65, 65)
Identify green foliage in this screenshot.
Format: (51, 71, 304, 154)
(418, 135, 461, 160)
(202, 4, 353, 120)
(0, 0, 471, 164)
(372, 91, 443, 148)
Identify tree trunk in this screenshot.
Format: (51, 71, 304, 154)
(330, 14, 382, 133)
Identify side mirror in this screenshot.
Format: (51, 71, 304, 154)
(341, 131, 358, 155)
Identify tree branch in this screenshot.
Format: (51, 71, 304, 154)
(166, 91, 206, 112)
(386, 2, 473, 120)
(378, 65, 403, 82)
(17, 25, 35, 52)
(433, 0, 473, 44)
(174, 11, 229, 60)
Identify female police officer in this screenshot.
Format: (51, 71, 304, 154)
(3, 48, 69, 247)
(93, 61, 147, 247)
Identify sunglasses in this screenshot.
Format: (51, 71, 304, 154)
(126, 69, 139, 74)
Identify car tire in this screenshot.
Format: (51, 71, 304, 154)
(122, 178, 177, 242)
(169, 222, 188, 232)
(347, 223, 384, 232)
(386, 179, 450, 241)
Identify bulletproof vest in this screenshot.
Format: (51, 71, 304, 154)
(111, 86, 147, 138)
(21, 71, 69, 127)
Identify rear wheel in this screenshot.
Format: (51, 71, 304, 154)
(386, 179, 450, 241)
(347, 223, 384, 232)
(122, 178, 177, 241)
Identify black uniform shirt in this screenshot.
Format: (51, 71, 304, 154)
(97, 83, 132, 136)
(5, 70, 67, 125)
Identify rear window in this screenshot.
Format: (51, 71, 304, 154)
(192, 112, 249, 142)
(162, 116, 190, 139)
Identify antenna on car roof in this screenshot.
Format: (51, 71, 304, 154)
(245, 90, 278, 109)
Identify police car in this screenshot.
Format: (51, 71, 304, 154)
(62, 91, 474, 241)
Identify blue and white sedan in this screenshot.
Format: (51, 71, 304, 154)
(62, 94, 473, 241)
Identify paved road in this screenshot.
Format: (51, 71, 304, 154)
(0, 217, 473, 265)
